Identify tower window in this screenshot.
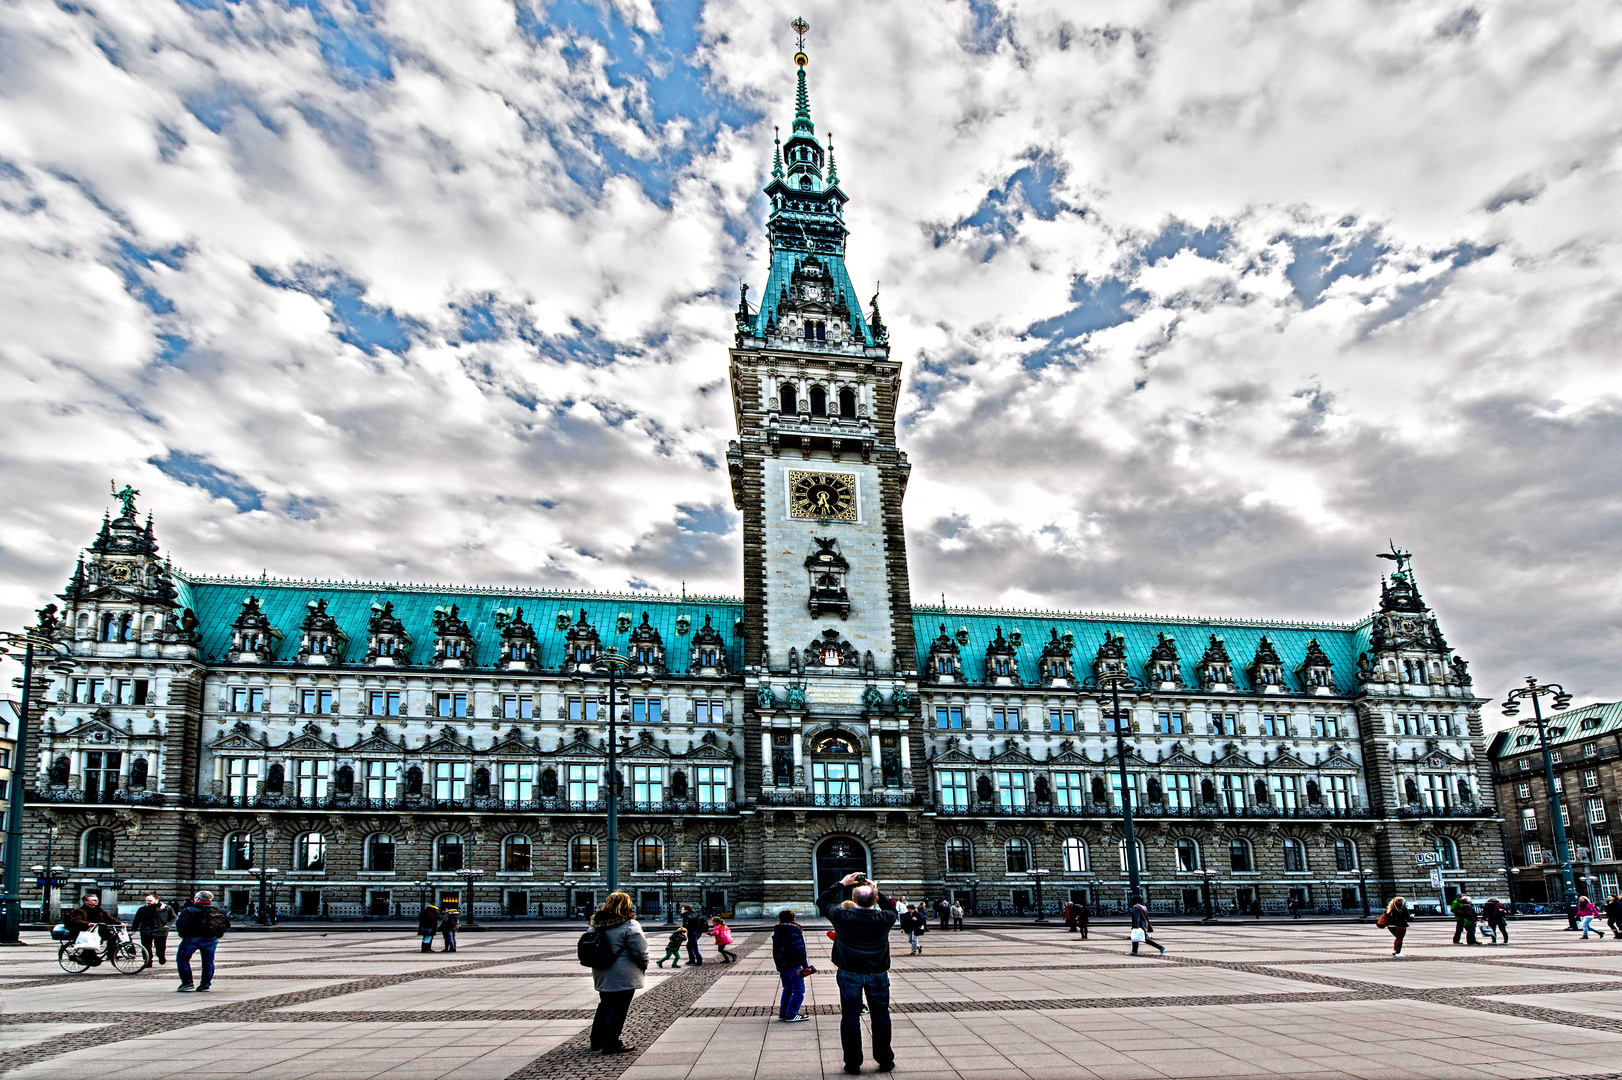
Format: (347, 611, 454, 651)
(804, 321, 826, 343)
(809, 385, 827, 416)
(838, 387, 856, 418)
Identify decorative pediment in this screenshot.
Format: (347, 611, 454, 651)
(1197, 634, 1235, 688)
(1046, 739, 1089, 766)
(988, 741, 1036, 765)
(1145, 632, 1182, 687)
(1092, 631, 1128, 682)
(280, 722, 338, 752)
(1102, 746, 1154, 768)
(1267, 749, 1311, 770)
(1161, 748, 1204, 770)
(488, 727, 538, 755)
(210, 720, 269, 751)
(1417, 747, 1464, 769)
(1321, 749, 1361, 771)
(932, 735, 979, 765)
(1038, 628, 1075, 684)
(61, 710, 130, 741)
(1210, 742, 1257, 769)
(804, 628, 858, 670)
(676, 739, 737, 761)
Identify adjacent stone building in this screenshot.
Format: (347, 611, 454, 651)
(15, 48, 1501, 920)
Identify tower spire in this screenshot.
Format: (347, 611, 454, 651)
(826, 132, 838, 186)
(772, 126, 783, 180)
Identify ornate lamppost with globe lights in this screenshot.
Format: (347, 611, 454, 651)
(1501, 677, 1578, 910)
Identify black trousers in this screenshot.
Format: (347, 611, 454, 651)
(140, 930, 168, 963)
(591, 989, 635, 1050)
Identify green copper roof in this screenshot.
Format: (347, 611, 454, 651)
(912, 606, 1365, 695)
(1488, 700, 1622, 759)
(178, 574, 743, 674)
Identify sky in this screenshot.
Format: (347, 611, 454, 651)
(2, 0, 1620, 719)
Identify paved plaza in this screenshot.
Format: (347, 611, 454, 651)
(5, 919, 1622, 1079)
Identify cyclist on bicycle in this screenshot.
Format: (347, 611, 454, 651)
(64, 894, 123, 949)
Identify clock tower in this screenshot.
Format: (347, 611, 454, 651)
(727, 35, 921, 901)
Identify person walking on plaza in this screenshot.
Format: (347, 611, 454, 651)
(899, 903, 926, 954)
(1606, 895, 1622, 939)
(1127, 896, 1166, 957)
(417, 903, 439, 952)
(708, 915, 738, 963)
(587, 891, 648, 1055)
(681, 905, 707, 965)
(1482, 897, 1510, 944)
(773, 909, 811, 1022)
(1075, 899, 1090, 939)
(1578, 895, 1602, 939)
(819, 872, 899, 1074)
(1288, 895, 1302, 920)
(656, 926, 687, 967)
(950, 899, 964, 929)
(131, 894, 175, 968)
(1451, 895, 1479, 945)
(1379, 896, 1411, 958)
(174, 890, 229, 992)
(934, 897, 949, 932)
(439, 905, 459, 952)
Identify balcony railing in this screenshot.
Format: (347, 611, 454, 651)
(29, 788, 165, 806)
(933, 801, 1373, 819)
(1393, 803, 1495, 819)
(187, 793, 737, 813)
(754, 791, 920, 808)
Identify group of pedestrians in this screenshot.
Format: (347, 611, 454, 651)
(62, 891, 230, 987)
(416, 903, 460, 952)
(1575, 894, 1622, 939)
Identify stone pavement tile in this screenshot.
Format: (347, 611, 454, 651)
(880, 965, 1327, 1004)
(1265, 958, 1618, 988)
(3, 976, 351, 1013)
(275, 973, 669, 1012)
(1490, 952, 1622, 973)
(1487, 987, 1622, 1016)
(0, 1023, 107, 1051)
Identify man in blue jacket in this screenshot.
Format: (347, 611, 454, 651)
(772, 909, 810, 1022)
(174, 890, 229, 992)
(817, 873, 899, 1074)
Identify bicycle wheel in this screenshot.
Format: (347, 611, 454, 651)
(58, 944, 91, 974)
(109, 938, 145, 974)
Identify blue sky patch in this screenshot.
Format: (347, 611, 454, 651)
(1021, 275, 1148, 368)
(180, 1, 393, 86)
(1282, 229, 1388, 307)
(254, 264, 419, 355)
(150, 451, 264, 513)
(941, 149, 1070, 249)
(1144, 221, 1230, 265)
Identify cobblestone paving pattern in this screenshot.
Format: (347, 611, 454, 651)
(14, 922, 1622, 1078)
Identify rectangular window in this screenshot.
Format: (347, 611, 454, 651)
(1163, 773, 1194, 810)
(1554, 775, 1564, 793)
(996, 771, 1028, 809)
(1561, 803, 1571, 828)
(1597, 835, 1615, 861)
(502, 694, 534, 720)
(1586, 742, 1600, 758)
(1260, 714, 1287, 738)
(1110, 773, 1137, 810)
(498, 762, 533, 802)
(1052, 772, 1084, 808)
(1517, 782, 1531, 799)
(694, 700, 723, 724)
(1585, 770, 1600, 790)
(1047, 710, 1077, 733)
(632, 765, 664, 804)
(1521, 808, 1537, 831)
(1220, 774, 1246, 813)
(631, 698, 662, 724)
(230, 686, 266, 713)
(369, 691, 402, 716)
(1524, 842, 1544, 865)
(566, 764, 600, 803)
(113, 678, 149, 705)
(295, 759, 330, 799)
(939, 770, 969, 808)
(72, 678, 106, 704)
(436, 693, 468, 718)
(990, 707, 1020, 731)
(1603, 872, 1620, 896)
(0, 749, 9, 768)
(1312, 715, 1341, 738)
(1437, 715, 1456, 737)
(694, 766, 731, 805)
(1269, 775, 1300, 812)
(1589, 797, 1607, 824)
(1325, 776, 1351, 811)
(1103, 708, 1128, 733)
(1210, 712, 1238, 737)
(432, 761, 467, 801)
(935, 706, 964, 730)
(1422, 774, 1451, 810)
(1157, 712, 1185, 735)
(364, 760, 397, 801)
(300, 689, 334, 715)
(226, 758, 260, 799)
(567, 697, 600, 724)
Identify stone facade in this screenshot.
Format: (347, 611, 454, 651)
(13, 52, 1503, 921)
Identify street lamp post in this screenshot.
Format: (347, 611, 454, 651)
(1502, 677, 1578, 910)
(1198, 868, 1216, 923)
(560, 880, 577, 920)
(0, 614, 78, 943)
(31, 865, 66, 924)
(655, 869, 680, 925)
(1092, 661, 1144, 904)
(416, 880, 432, 912)
(1356, 868, 1372, 920)
(592, 650, 632, 895)
(461, 868, 485, 926)
(249, 867, 280, 925)
(1027, 868, 1051, 923)
(966, 877, 979, 918)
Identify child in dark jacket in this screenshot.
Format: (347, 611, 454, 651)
(772, 910, 810, 1021)
(657, 927, 687, 968)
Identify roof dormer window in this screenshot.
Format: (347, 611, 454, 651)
(804, 321, 826, 343)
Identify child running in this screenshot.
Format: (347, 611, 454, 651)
(707, 915, 738, 963)
(656, 925, 687, 968)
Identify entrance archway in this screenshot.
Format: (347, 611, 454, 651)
(813, 835, 870, 899)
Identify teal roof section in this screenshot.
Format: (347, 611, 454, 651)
(177, 574, 743, 674)
(1488, 700, 1622, 759)
(913, 606, 1367, 695)
(755, 247, 874, 345)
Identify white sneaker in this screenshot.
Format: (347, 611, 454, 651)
(1392, 952, 1407, 959)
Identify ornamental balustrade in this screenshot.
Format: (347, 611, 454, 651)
(185, 793, 736, 814)
(753, 791, 920, 808)
(932, 801, 1372, 820)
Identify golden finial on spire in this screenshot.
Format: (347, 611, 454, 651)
(792, 16, 809, 67)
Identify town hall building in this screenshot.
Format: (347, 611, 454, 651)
(16, 47, 1500, 922)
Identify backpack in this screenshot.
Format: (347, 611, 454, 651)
(577, 927, 623, 969)
(193, 906, 231, 939)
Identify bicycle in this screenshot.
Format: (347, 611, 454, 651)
(55, 924, 145, 974)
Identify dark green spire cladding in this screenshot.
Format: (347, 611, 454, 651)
(793, 66, 814, 137)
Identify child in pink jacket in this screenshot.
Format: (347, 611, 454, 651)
(707, 916, 738, 963)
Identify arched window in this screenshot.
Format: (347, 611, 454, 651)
(1062, 837, 1088, 873)
(404, 766, 423, 796)
(569, 835, 599, 873)
(1005, 838, 1031, 873)
(129, 758, 149, 789)
(100, 612, 117, 642)
(473, 767, 490, 797)
(295, 832, 326, 872)
(82, 828, 115, 868)
(366, 833, 395, 872)
(1229, 838, 1253, 873)
(1434, 836, 1460, 871)
(946, 836, 974, 873)
(1118, 839, 1147, 873)
(1282, 837, 1308, 873)
(504, 834, 532, 872)
(779, 383, 798, 414)
(635, 836, 665, 872)
(809, 385, 827, 416)
(700, 835, 728, 872)
(838, 387, 857, 419)
(811, 732, 859, 754)
(1175, 838, 1202, 872)
(223, 832, 254, 870)
(1334, 838, 1358, 872)
(435, 834, 464, 872)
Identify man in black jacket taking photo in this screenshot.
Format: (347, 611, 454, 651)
(817, 873, 899, 1074)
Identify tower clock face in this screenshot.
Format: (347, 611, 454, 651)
(788, 471, 857, 521)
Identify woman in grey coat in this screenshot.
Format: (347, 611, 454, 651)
(589, 891, 648, 1054)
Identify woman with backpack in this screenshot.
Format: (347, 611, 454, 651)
(899, 904, 926, 954)
(417, 904, 439, 953)
(707, 915, 738, 963)
(1378, 896, 1411, 958)
(586, 891, 648, 1054)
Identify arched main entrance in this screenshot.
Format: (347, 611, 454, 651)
(813, 835, 870, 899)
